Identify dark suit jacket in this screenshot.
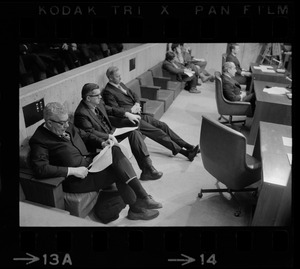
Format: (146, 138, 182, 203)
(162, 59, 186, 81)
(221, 74, 242, 102)
(226, 53, 242, 75)
(74, 100, 116, 142)
(29, 123, 101, 179)
(102, 82, 140, 114)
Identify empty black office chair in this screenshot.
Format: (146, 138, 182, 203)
(199, 115, 261, 216)
(215, 71, 252, 125)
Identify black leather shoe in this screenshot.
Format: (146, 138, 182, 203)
(135, 195, 163, 209)
(187, 144, 200, 161)
(127, 208, 159, 220)
(140, 167, 163, 181)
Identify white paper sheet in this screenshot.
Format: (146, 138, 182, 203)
(263, 87, 289, 95)
(88, 146, 113, 173)
(184, 70, 194, 77)
(113, 126, 138, 137)
(261, 69, 276, 73)
(282, 136, 292, 147)
(287, 153, 292, 165)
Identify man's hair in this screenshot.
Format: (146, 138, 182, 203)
(171, 43, 180, 51)
(43, 102, 68, 120)
(165, 51, 175, 61)
(81, 83, 100, 99)
(222, 61, 235, 73)
(229, 43, 239, 52)
(106, 66, 119, 79)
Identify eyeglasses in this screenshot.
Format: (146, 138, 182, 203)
(88, 93, 102, 98)
(49, 119, 69, 126)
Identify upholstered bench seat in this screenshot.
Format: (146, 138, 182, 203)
(19, 139, 99, 218)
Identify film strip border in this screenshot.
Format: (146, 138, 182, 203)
(2, 228, 293, 267)
(0, 1, 295, 41)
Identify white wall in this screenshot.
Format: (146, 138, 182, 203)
(19, 43, 166, 145)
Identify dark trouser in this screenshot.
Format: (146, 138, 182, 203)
(182, 74, 198, 90)
(139, 114, 188, 155)
(242, 92, 256, 112)
(62, 146, 138, 205)
(234, 74, 252, 92)
(109, 116, 149, 170)
(116, 130, 149, 170)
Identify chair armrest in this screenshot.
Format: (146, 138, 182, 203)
(222, 99, 252, 116)
(153, 76, 170, 89)
(20, 168, 65, 209)
(140, 85, 160, 100)
(139, 98, 148, 113)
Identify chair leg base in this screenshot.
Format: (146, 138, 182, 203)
(198, 187, 258, 217)
(218, 115, 246, 126)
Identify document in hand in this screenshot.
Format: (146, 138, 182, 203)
(88, 143, 131, 173)
(88, 145, 113, 173)
(184, 70, 194, 77)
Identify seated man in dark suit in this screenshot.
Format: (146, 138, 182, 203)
(102, 66, 200, 162)
(222, 62, 256, 112)
(226, 43, 252, 92)
(162, 51, 201, 94)
(74, 83, 163, 181)
(29, 102, 162, 221)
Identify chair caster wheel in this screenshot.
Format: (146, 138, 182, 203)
(198, 192, 203, 198)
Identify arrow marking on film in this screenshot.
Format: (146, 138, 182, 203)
(168, 253, 195, 266)
(13, 253, 40, 265)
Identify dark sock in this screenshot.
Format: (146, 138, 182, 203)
(179, 148, 189, 158)
(127, 177, 148, 199)
(184, 144, 194, 150)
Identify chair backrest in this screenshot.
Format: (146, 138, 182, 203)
(200, 115, 258, 189)
(222, 53, 227, 69)
(137, 71, 154, 86)
(162, 68, 178, 81)
(149, 62, 163, 77)
(125, 79, 142, 99)
(215, 71, 229, 115)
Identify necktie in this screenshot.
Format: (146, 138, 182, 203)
(117, 84, 127, 94)
(95, 108, 111, 134)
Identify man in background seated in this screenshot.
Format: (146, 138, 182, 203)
(222, 62, 256, 112)
(29, 102, 162, 221)
(162, 51, 201, 94)
(226, 43, 252, 92)
(74, 83, 163, 181)
(102, 66, 200, 162)
(178, 43, 215, 83)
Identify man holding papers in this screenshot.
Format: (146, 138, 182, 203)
(162, 51, 201, 94)
(30, 102, 162, 221)
(74, 83, 163, 181)
(222, 62, 256, 111)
